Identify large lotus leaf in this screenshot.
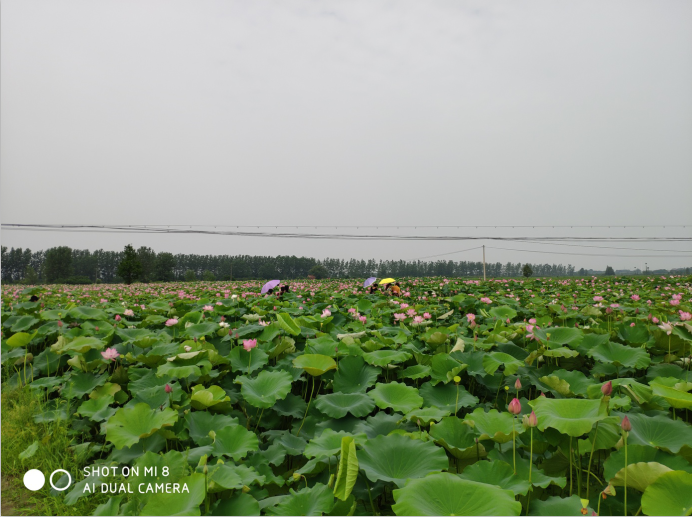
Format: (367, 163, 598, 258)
(358, 434, 448, 487)
(9, 316, 39, 332)
(211, 493, 260, 516)
(229, 346, 269, 374)
(459, 459, 531, 496)
(618, 323, 650, 345)
(463, 408, 524, 443)
(641, 471, 692, 516)
(272, 394, 307, 419)
(429, 416, 482, 458)
(60, 336, 105, 354)
(315, 392, 375, 418)
(293, 354, 336, 376)
(420, 381, 479, 413)
(213, 425, 259, 460)
(333, 356, 380, 393)
(368, 382, 423, 414)
(490, 305, 518, 320)
(528, 495, 592, 516)
(6, 330, 38, 348)
(483, 352, 523, 376)
(184, 322, 219, 339)
(530, 397, 608, 437)
(354, 412, 415, 439)
(362, 349, 412, 367)
(265, 483, 334, 516)
(489, 449, 567, 490)
(140, 473, 206, 516)
(398, 364, 431, 380)
(235, 370, 293, 409)
(430, 353, 467, 385)
(542, 347, 579, 359)
(603, 444, 692, 481)
(304, 429, 367, 459)
(64, 372, 107, 398)
(537, 369, 594, 398)
(106, 403, 178, 449)
(586, 378, 654, 404)
(610, 462, 672, 492)
(116, 328, 154, 343)
(392, 473, 522, 516)
(190, 385, 231, 411)
(614, 412, 692, 453)
(650, 383, 692, 409)
(588, 341, 651, 369)
(69, 306, 108, 321)
(76, 396, 115, 422)
(185, 412, 239, 446)
(333, 436, 359, 501)
(404, 406, 450, 425)
(276, 312, 301, 336)
(534, 327, 584, 347)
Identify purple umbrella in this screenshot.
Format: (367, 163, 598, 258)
(261, 279, 281, 294)
(363, 277, 377, 288)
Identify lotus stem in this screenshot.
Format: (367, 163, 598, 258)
(526, 426, 533, 516)
(624, 432, 628, 516)
(586, 422, 600, 499)
(569, 436, 573, 496)
(512, 416, 517, 475)
(296, 375, 315, 436)
(455, 385, 459, 416)
(363, 475, 378, 516)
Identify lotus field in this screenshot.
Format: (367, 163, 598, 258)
(3, 275, 692, 516)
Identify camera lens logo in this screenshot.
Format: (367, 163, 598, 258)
(23, 470, 72, 491)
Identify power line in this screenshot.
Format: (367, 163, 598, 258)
(515, 239, 692, 254)
(411, 246, 484, 261)
(487, 245, 692, 259)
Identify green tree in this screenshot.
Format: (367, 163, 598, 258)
(184, 269, 197, 282)
(137, 246, 157, 282)
(522, 264, 533, 278)
(117, 244, 143, 284)
(308, 264, 329, 279)
(154, 252, 176, 281)
(23, 266, 39, 285)
(604, 265, 615, 276)
(202, 270, 215, 281)
(45, 246, 73, 283)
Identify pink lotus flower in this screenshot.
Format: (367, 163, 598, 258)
(400, 303, 409, 309)
(348, 308, 356, 314)
(480, 297, 492, 304)
(101, 348, 120, 361)
(652, 317, 659, 324)
(658, 322, 673, 335)
(165, 318, 178, 326)
(394, 313, 406, 321)
(359, 316, 367, 324)
(242, 339, 257, 352)
(423, 312, 432, 319)
(593, 296, 603, 302)
(406, 308, 416, 317)
(631, 294, 640, 301)
(529, 318, 536, 324)
(508, 398, 521, 415)
(680, 311, 692, 321)
(466, 313, 476, 323)
(413, 316, 424, 324)
(258, 320, 269, 326)
(321, 309, 331, 318)
(115, 315, 121, 322)
(670, 299, 680, 306)
(203, 305, 213, 311)
(124, 309, 134, 317)
(630, 322, 635, 327)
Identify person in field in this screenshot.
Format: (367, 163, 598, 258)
(369, 283, 379, 294)
(390, 283, 401, 296)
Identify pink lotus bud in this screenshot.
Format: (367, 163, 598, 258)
(508, 398, 522, 415)
(57, 320, 63, 327)
(514, 378, 522, 390)
(165, 384, 172, 393)
(601, 381, 612, 397)
(621, 415, 631, 432)
(540, 392, 546, 397)
(94, 326, 99, 332)
(527, 411, 538, 427)
(115, 314, 121, 322)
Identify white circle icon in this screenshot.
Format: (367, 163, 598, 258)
(23, 469, 45, 491)
(50, 470, 72, 491)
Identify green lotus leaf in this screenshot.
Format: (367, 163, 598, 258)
(315, 392, 375, 418)
(641, 471, 692, 516)
(212, 425, 259, 460)
(60, 336, 105, 354)
(292, 354, 336, 376)
(185, 412, 239, 446)
(116, 328, 154, 343)
(106, 403, 178, 449)
(397, 364, 431, 380)
(229, 346, 269, 374)
(488, 449, 567, 490)
(140, 473, 206, 516)
(528, 495, 591, 516)
(69, 306, 108, 321)
(429, 416, 482, 458)
(333, 356, 380, 393)
(459, 459, 531, 496)
(184, 322, 219, 339)
(10, 316, 39, 332)
(650, 383, 692, 409)
(530, 397, 608, 437)
(430, 353, 467, 385)
(76, 396, 115, 422)
(483, 352, 523, 376)
(404, 406, 450, 425)
(234, 370, 293, 409)
(358, 434, 448, 487)
(534, 327, 584, 347)
(206, 463, 244, 491)
(7, 330, 38, 348)
(276, 313, 301, 336)
(463, 407, 524, 443)
(618, 323, 650, 345)
(615, 412, 692, 453)
(304, 429, 367, 459)
(604, 445, 692, 481)
(543, 347, 580, 359)
(265, 483, 334, 516)
(64, 372, 108, 398)
(333, 436, 358, 501)
(392, 473, 522, 516)
(190, 384, 232, 411)
(420, 381, 479, 414)
(490, 305, 518, 320)
(272, 393, 307, 419)
(354, 412, 415, 439)
(610, 461, 672, 492)
(210, 493, 260, 516)
(368, 382, 423, 414)
(588, 341, 651, 369)
(362, 349, 412, 367)
(93, 497, 122, 516)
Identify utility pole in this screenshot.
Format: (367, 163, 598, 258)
(230, 262, 233, 282)
(482, 245, 486, 282)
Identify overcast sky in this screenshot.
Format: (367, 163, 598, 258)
(2, 0, 691, 271)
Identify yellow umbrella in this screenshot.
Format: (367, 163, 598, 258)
(379, 278, 395, 285)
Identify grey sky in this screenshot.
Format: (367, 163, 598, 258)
(2, 0, 691, 271)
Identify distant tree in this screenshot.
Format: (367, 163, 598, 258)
(45, 246, 73, 282)
(154, 252, 176, 281)
(137, 246, 157, 282)
(23, 266, 39, 285)
(308, 264, 329, 279)
(578, 268, 587, 276)
(184, 269, 197, 282)
(202, 270, 215, 281)
(604, 266, 615, 276)
(522, 264, 533, 278)
(117, 245, 143, 284)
